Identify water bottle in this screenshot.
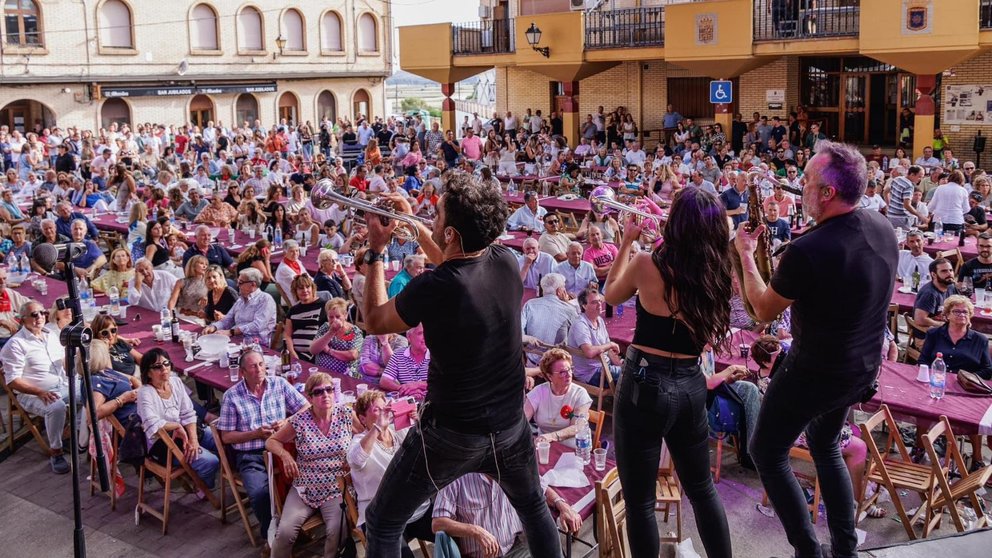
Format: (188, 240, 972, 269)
(108, 286, 120, 317)
(151, 206, 158, 221)
(575, 417, 592, 465)
(274, 226, 283, 249)
(78, 276, 91, 305)
(6, 252, 19, 284)
(934, 217, 943, 239)
(18, 254, 28, 283)
(930, 352, 947, 400)
(160, 306, 171, 335)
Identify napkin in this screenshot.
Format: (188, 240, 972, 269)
(541, 452, 590, 488)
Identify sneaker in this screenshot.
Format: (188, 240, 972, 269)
(50, 454, 70, 474)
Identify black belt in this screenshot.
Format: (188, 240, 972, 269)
(626, 346, 699, 368)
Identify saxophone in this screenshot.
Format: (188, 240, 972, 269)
(730, 170, 775, 322)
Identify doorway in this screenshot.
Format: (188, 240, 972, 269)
(189, 95, 214, 129)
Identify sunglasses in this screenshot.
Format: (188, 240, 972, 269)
(545, 218, 560, 224)
(150, 360, 172, 371)
(99, 327, 118, 338)
(310, 386, 335, 397)
(26, 311, 45, 319)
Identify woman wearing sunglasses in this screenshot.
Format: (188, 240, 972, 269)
(90, 314, 142, 376)
(137, 348, 219, 495)
(267, 372, 353, 558)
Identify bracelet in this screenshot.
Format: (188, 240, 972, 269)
(552, 497, 566, 508)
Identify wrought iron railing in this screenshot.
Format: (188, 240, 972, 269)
(451, 20, 514, 55)
(982, 0, 992, 29)
(754, 0, 859, 41)
(584, 7, 665, 50)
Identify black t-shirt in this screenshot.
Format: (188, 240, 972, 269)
(967, 205, 987, 226)
(109, 338, 136, 375)
(770, 209, 897, 377)
(958, 257, 992, 289)
(395, 244, 524, 434)
(205, 286, 238, 324)
(377, 129, 393, 147)
(440, 140, 459, 163)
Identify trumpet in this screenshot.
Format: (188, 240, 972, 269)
(310, 178, 432, 241)
(589, 186, 662, 230)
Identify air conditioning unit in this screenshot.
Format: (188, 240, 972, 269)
(478, 5, 492, 18)
(570, 0, 597, 11)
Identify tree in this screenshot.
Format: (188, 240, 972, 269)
(401, 97, 429, 112)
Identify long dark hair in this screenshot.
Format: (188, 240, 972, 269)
(651, 186, 732, 350)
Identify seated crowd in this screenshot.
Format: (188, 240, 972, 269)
(0, 103, 989, 557)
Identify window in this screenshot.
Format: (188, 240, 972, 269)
(190, 3, 219, 51)
(237, 5, 263, 52)
(317, 90, 337, 122)
(321, 11, 343, 52)
(101, 98, 131, 129)
(282, 8, 305, 52)
(358, 13, 378, 53)
(98, 0, 134, 49)
(235, 94, 259, 125)
(4, 0, 41, 46)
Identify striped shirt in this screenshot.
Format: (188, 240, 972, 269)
(217, 376, 309, 451)
(382, 347, 430, 385)
(433, 473, 523, 558)
(886, 176, 914, 218)
(287, 299, 325, 362)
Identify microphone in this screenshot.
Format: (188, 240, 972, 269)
(33, 242, 88, 273)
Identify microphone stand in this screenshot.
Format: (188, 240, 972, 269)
(59, 248, 109, 558)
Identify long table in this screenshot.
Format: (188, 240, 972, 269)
(889, 279, 992, 334)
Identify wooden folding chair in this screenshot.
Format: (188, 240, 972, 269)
(587, 409, 605, 450)
(340, 472, 367, 548)
(268, 445, 324, 548)
(920, 415, 992, 536)
(1, 368, 53, 455)
(89, 415, 126, 510)
(888, 302, 900, 345)
(572, 352, 617, 414)
(937, 248, 963, 274)
(595, 467, 627, 558)
(135, 428, 221, 535)
(902, 313, 928, 365)
(211, 422, 258, 547)
(857, 404, 934, 540)
(656, 441, 683, 544)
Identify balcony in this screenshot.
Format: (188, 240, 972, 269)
(584, 7, 665, 50)
(983, 0, 992, 29)
(451, 20, 515, 56)
(754, 0, 859, 41)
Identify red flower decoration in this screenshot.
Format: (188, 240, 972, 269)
(560, 405, 574, 420)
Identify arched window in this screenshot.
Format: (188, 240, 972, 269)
(320, 11, 342, 52)
(278, 92, 299, 125)
(189, 95, 214, 129)
(353, 89, 371, 120)
(100, 98, 131, 129)
(98, 0, 134, 49)
(237, 5, 263, 52)
(4, 0, 42, 46)
(317, 91, 337, 122)
(358, 13, 378, 53)
(281, 8, 304, 52)
(235, 94, 259, 125)
(190, 3, 219, 51)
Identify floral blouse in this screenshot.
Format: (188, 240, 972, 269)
(290, 405, 353, 507)
(315, 324, 364, 379)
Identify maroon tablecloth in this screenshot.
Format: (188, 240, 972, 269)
(889, 279, 992, 334)
(539, 442, 614, 520)
(923, 235, 978, 259)
(505, 192, 591, 214)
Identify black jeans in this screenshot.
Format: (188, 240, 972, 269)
(613, 348, 732, 558)
(364, 412, 561, 558)
(749, 356, 875, 558)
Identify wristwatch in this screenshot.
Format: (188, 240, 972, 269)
(363, 250, 387, 265)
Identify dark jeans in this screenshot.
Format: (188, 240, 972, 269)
(362, 503, 434, 558)
(235, 450, 272, 539)
(364, 412, 561, 558)
(749, 356, 875, 558)
(613, 348, 732, 558)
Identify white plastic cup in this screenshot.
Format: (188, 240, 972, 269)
(593, 448, 607, 471)
(917, 364, 930, 383)
(537, 441, 551, 465)
(120, 305, 127, 319)
(356, 383, 368, 396)
(228, 365, 239, 383)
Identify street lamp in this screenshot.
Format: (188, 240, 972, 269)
(525, 22, 550, 58)
(274, 34, 287, 59)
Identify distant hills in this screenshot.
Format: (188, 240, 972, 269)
(387, 70, 481, 86)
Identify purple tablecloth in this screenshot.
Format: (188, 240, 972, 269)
(505, 192, 591, 214)
(923, 235, 979, 260)
(890, 279, 992, 334)
(540, 442, 614, 520)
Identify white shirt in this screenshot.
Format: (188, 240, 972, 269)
(347, 427, 428, 526)
(127, 270, 179, 311)
(927, 182, 970, 226)
(506, 205, 547, 232)
(0, 326, 66, 391)
(859, 194, 885, 212)
(505, 115, 518, 130)
(625, 150, 647, 166)
(554, 259, 598, 295)
(137, 376, 197, 447)
(915, 156, 942, 169)
(368, 174, 388, 194)
(275, 261, 307, 306)
(896, 250, 933, 279)
(526, 383, 592, 448)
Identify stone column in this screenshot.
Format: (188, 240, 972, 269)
(441, 83, 457, 135)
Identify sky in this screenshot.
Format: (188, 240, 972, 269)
(390, 0, 480, 27)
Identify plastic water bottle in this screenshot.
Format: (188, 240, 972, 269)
(575, 417, 592, 465)
(108, 286, 120, 317)
(274, 227, 283, 249)
(160, 306, 171, 335)
(930, 353, 947, 400)
(18, 253, 28, 283)
(78, 276, 91, 305)
(6, 252, 20, 283)
(934, 217, 943, 240)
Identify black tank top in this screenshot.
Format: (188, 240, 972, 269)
(631, 297, 703, 356)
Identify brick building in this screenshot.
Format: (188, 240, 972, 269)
(0, 0, 393, 132)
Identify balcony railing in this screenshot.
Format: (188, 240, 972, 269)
(982, 0, 992, 29)
(584, 7, 665, 50)
(754, 0, 859, 41)
(452, 19, 515, 55)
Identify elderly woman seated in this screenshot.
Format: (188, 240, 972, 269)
(266, 372, 354, 558)
(347, 390, 433, 557)
(90, 313, 143, 376)
(88, 338, 140, 497)
(524, 348, 592, 448)
(311, 297, 364, 378)
(919, 294, 992, 470)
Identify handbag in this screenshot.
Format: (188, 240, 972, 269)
(116, 415, 147, 469)
(957, 370, 992, 396)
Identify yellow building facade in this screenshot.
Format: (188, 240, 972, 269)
(400, 0, 992, 161)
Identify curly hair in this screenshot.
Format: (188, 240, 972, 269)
(440, 171, 508, 252)
(750, 334, 782, 368)
(651, 186, 732, 351)
(538, 348, 572, 380)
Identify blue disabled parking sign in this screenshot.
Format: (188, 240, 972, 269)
(710, 80, 732, 104)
